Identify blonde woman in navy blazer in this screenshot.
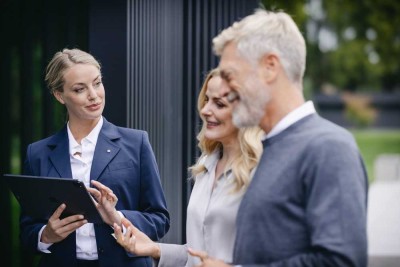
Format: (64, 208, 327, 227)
(20, 48, 169, 267)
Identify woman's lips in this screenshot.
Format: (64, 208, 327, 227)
(86, 103, 101, 111)
(206, 121, 219, 128)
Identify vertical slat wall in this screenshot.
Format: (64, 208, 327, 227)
(127, 0, 186, 243)
(125, 0, 258, 243)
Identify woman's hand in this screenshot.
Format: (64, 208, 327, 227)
(41, 203, 87, 244)
(87, 180, 121, 226)
(114, 218, 161, 259)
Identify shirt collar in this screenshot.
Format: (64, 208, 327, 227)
(264, 101, 316, 140)
(67, 117, 104, 152)
(202, 150, 221, 172)
(202, 149, 233, 179)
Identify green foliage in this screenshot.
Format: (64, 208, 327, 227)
(261, 0, 400, 92)
(323, 0, 399, 91)
(328, 40, 385, 90)
(260, 0, 308, 26)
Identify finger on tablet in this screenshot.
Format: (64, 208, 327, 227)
(50, 203, 66, 220)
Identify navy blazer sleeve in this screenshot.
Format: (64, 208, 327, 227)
(115, 130, 169, 240)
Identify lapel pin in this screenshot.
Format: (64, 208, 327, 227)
(107, 149, 111, 153)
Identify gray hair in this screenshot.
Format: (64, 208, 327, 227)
(213, 9, 306, 85)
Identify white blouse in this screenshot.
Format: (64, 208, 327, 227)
(157, 151, 245, 267)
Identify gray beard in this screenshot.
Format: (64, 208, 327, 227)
(232, 100, 264, 128)
(232, 81, 269, 128)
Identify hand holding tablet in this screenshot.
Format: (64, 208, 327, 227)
(4, 174, 104, 224)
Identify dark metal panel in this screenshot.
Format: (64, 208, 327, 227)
(0, 3, 14, 265)
(89, 0, 127, 127)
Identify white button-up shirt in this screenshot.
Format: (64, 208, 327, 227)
(68, 117, 103, 260)
(157, 150, 247, 267)
(38, 117, 103, 260)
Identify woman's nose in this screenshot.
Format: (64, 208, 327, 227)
(200, 103, 211, 116)
(88, 86, 97, 100)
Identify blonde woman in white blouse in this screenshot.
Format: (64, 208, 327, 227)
(114, 69, 263, 266)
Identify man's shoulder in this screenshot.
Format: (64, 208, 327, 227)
(299, 114, 355, 144)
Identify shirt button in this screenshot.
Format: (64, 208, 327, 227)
(98, 247, 104, 253)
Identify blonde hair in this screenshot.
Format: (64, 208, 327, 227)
(189, 69, 263, 191)
(45, 48, 101, 94)
(213, 9, 306, 85)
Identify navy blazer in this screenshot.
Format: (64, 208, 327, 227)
(20, 118, 170, 267)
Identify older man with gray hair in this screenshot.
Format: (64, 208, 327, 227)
(189, 9, 368, 267)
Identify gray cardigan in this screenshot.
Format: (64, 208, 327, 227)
(233, 114, 368, 267)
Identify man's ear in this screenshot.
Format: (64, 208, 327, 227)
(260, 53, 280, 83)
(53, 91, 65, 104)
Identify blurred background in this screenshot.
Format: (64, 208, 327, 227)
(0, 0, 399, 266)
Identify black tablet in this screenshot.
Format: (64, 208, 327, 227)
(4, 174, 104, 224)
